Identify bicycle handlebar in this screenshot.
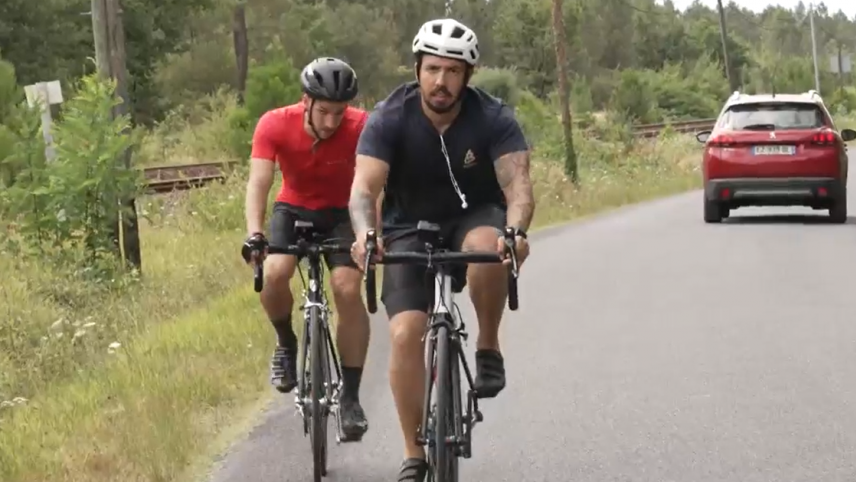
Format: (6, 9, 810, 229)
(362, 227, 520, 314)
(248, 240, 351, 293)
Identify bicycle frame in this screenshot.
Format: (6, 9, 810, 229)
(361, 221, 520, 482)
(417, 263, 482, 461)
(246, 220, 352, 481)
(295, 245, 343, 432)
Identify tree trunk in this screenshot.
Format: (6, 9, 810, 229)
(232, 2, 249, 104)
(550, 0, 578, 184)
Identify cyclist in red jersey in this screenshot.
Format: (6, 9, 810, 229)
(242, 57, 370, 441)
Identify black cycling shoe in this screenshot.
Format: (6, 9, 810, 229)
(397, 458, 428, 482)
(338, 397, 368, 441)
(270, 345, 298, 393)
(474, 349, 506, 399)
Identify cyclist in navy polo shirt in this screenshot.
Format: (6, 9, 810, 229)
(348, 18, 536, 481)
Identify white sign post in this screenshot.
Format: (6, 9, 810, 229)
(23, 80, 63, 162)
(829, 54, 852, 74)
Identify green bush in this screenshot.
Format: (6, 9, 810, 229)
(470, 66, 522, 107)
(228, 55, 303, 159)
(0, 56, 20, 124)
(609, 69, 661, 124)
(1, 74, 141, 277)
(827, 87, 856, 115)
(515, 89, 561, 154)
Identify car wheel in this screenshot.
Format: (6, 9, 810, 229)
(829, 188, 847, 224)
(704, 198, 723, 223)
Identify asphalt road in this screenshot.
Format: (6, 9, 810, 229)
(208, 153, 856, 482)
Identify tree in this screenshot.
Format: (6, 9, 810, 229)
(551, 0, 577, 183)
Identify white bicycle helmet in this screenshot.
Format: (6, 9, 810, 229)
(412, 18, 480, 66)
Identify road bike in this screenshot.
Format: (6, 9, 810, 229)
(362, 221, 520, 482)
(243, 220, 352, 482)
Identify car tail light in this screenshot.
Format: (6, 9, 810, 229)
(811, 131, 836, 145)
(708, 134, 736, 147)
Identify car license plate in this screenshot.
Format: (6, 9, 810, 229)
(753, 145, 795, 155)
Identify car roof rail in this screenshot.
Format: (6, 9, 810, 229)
(806, 89, 823, 101)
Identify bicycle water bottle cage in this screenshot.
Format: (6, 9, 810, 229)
(416, 220, 441, 249)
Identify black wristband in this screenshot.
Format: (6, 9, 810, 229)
(508, 226, 527, 239)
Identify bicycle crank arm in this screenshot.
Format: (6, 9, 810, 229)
(466, 390, 483, 424)
(332, 406, 346, 444)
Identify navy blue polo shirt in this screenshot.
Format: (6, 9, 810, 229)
(356, 81, 529, 229)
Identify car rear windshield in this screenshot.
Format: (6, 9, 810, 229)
(719, 102, 827, 130)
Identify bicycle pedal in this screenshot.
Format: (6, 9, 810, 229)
(337, 432, 365, 443)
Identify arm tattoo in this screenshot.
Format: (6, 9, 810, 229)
(495, 150, 535, 231)
(349, 186, 378, 234)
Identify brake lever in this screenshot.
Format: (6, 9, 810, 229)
(502, 227, 519, 278)
(506, 239, 519, 278)
(363, 230, 377, 276)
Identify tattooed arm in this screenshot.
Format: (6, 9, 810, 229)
(349, 156, 388, 235)
(490, 105, 535, 231)
(350, 105, 396, 239)
(495, 150, 535, 231)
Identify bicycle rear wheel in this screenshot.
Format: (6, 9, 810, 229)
(433, 324, 459, 482)
(309, 306, 329, 481)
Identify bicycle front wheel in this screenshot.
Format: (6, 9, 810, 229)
(433, 324, 459, 482)
(309, 306, 329, 481)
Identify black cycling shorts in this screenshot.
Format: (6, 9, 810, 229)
(269, 202, 357, 270)
(380, 203, 506, 319)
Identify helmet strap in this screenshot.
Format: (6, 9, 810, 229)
(305, 98, 323, 147)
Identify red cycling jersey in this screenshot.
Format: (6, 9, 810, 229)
(250, 103, 368, 210)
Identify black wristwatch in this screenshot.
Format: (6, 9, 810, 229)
(508, 226, 528, 239)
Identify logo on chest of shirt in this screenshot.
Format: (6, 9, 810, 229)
(462, 149, 477, 168)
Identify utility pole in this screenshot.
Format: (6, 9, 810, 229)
(232, 1, 248, 104)
(809, 3, 821, 93)
(550, 0, 577, 184)
(91, 0, 142, 271)
(716, 0, 736, 91)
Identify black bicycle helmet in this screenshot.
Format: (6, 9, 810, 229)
(300, 57, 359, 102)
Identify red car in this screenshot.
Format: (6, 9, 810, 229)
(697, 90, 856, 223)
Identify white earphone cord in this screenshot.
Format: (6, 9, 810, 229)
(439, 134, 468, 209)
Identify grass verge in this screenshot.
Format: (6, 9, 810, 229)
(1, 93, 708, 481)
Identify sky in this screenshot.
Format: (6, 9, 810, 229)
(665, 0, 856, 18)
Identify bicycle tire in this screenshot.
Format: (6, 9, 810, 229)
(309, 305, 328, 481)
(449, 339, 462, 473)
(433, 324, 458, 482)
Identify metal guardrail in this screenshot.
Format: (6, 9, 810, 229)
(632, 118, 717, 138)
(140, 118, 717, 194)
(141, 161, 238, 194)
